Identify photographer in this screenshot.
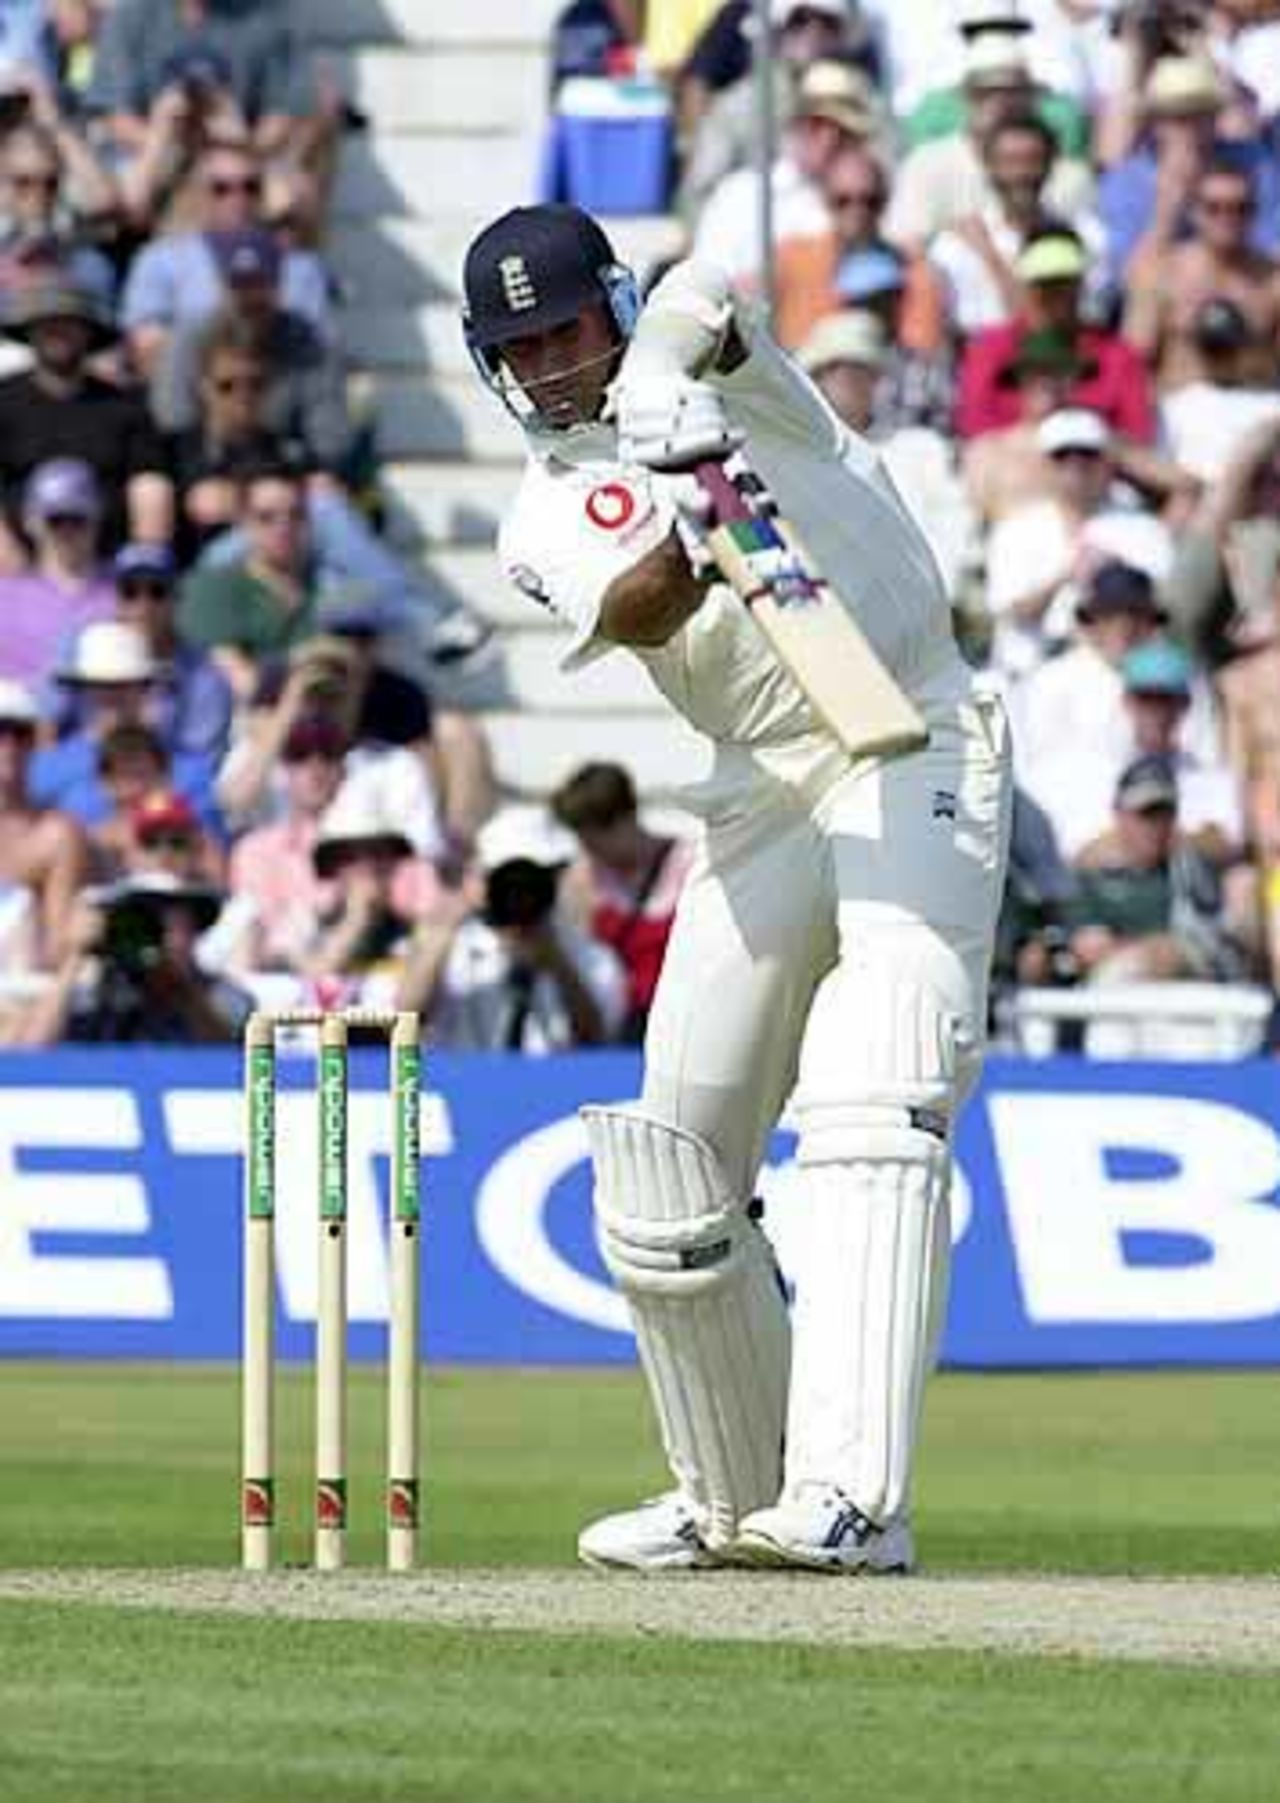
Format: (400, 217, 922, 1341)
(17, 869, 251, 1043)
(395, 808, 626, 1053)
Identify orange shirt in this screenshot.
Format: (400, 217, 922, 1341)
(772, 230, 946, 356)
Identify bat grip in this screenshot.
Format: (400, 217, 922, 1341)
(694, 459, 752, 526)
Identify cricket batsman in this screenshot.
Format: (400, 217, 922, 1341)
(462, 204, 1012, 1573)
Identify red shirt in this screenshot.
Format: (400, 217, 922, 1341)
(956, 321, 1155, 443)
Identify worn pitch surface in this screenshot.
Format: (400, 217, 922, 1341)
(1, 1568, 1277, 1668)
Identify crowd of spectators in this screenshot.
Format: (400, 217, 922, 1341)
(0, 1, 690, 1052)
(547, 0, 1280, 1038)
(8, 1, 1280, 1052)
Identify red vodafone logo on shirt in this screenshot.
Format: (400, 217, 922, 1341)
(585, 483, 636, 531)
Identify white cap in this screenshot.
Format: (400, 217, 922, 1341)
(798, 309, 887, 374)
(57, 620, 155, 685)
(1036, 407, 1110, 456)
(477, 805, 577, 874)
(0, 677, 38, 725)
(963, 30, 1032, 87)
(312, 781, 413, 876)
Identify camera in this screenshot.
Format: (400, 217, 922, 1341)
(484, 859, 557, 932)
(100, 890, 167, 980)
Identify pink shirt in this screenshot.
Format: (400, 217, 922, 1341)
(230, 815, 448, 971)
(0, 570, 116, 686)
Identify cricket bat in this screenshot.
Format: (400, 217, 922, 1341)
(693, 459, 929, 761)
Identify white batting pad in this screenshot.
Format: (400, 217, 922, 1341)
(583, 1105, 789, 1550)
(784, 1121, 951, 1525)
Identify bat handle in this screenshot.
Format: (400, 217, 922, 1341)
(694, 459, 751, 526)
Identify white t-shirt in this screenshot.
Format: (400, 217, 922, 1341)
(427, 911, 626, 1053)
(1024, 742, 1243, 859)
(1159, 384, 1280, 484)
(1011, 640, 1225, 786)
(985, 497, 1174, 679)
(499, 264, 969, 789)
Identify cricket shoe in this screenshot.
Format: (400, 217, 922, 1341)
(734, 1484, 914, 1574)
(577, 1491, 727, 1572)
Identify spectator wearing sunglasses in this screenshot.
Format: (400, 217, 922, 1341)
(120, 138, 331, 378)
(42, 543, 232, 767)
(0, 121, 117, 305)
(1124, 158, 1280, 393)
(152, 234, 353, 481)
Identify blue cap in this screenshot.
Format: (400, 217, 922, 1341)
(113, 543, 178, 587)
(207, 226, 282, 288)
(834, 243, 905, 302)
(1123, 639, 1193, 697)
(23, 457, 101, 520)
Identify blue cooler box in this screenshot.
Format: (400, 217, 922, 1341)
(555, 77, 673, 215)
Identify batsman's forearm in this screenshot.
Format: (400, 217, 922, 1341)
(599, 529, 709, 648)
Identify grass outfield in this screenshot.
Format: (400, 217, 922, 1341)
(0, 1364, 1274, 1572)
(0, 1365, 1277, 1803)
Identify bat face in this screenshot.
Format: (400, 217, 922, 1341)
(689, 455, 930, 761)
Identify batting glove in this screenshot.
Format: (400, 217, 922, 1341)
(665, 473, 719, 583)
(612, 371, 741, 474)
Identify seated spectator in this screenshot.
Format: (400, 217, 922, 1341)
(178, 461, 322, 693)
(963, 327, 1095, 523)
(396, 807, 626, 1051)
(0, 457, 114, 685)
(0, 281, 173, 564)
(90, 717, 228, 877)
(679, 2, 864, 229)
(1124, 156, 1280, 391)
(29, 619, 221, 835)
(17, 868, 251, 1044)
(1013, 559, 1225, 795)
(903, 15, 1091, 158)
(984, 408, 1173, 677)
(86, 0, 313, 168)
(120, 135, 331, 376)
(829, 242, 954, 433)
(1097, 52, 1280, 283)
(192, 457, 500, 703)
(0, 676, 87, 966)
(215, 607, 494, 862)
(550, 760, 694, 1043)
(797, 311, 974, 593)
(1025, 637, 1243, 865)
(884, 33, 1093, 251)
(956, 229, 1155, 441)
(153, 239, 352, 477)
(772, 140, 945, 355)
(928, 108, 1094, 338)
(693, 56, 878, 287)
(303, 783, 448, 1008)
(225, 710, 346, 974)
(0, 118, 117, 304)
(1065, 754, 1247, 987)
(47, 543, 233, 763)
(123, 783, 221, 884)
(1158, 296, 1280, 484)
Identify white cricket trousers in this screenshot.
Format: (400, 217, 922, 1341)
(640, 690, 1013, 1196)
